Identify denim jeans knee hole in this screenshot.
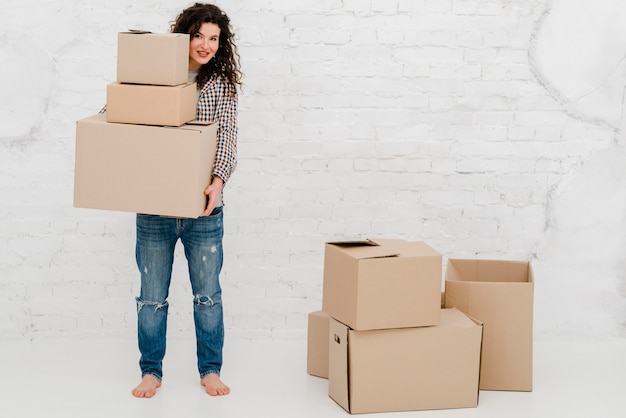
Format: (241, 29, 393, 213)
(194, 295, 215, 306)
(136, 297, 168, 313)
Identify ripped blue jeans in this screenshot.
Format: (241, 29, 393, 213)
(135, 207, 224, 382)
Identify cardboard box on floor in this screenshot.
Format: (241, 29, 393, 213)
(322, 239, 442, 331)
(117, 31, 189, 86)
(74, 113, 216, 218)
(307, 310, 330, 379)
(106, 82, 197, 127)
(328, 308, 483, 414)
(444, 259, 534, 391)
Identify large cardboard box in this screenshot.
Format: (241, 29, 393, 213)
(307, 310, 330, 379)
(322, 239, 442, 331)
(106, 82, 197, 127)
(328, 308, 483, 414)
(74, 113, 216, 218)
(444, 259, 534, 391)
(117, 31, 189, 86)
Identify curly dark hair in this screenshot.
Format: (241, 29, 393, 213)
(171, 3, 243, 92)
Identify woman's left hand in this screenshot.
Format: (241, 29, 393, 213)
(201, 176, 224, 217)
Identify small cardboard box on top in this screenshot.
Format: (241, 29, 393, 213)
(106, 82, 197, 127)
(328, 308, 483, 414)
(74, 113, 216, 218)
(444, 259, 534, 391)
(307, 310, 330, 379)
(117, 31, 189, 86)
(322, 239, 442, 331)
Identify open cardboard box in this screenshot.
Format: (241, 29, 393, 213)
(322, 239, 442, 331)
(328, 308, 483, 414)
(444, 258, 534, 391)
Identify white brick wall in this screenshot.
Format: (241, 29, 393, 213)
(1, 0, 624, 341)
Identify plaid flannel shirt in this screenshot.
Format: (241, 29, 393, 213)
(196, 74, 238, 185)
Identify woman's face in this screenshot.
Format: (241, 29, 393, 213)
(189, 22, 220, 71)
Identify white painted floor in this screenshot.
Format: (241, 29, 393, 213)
(0, 338, 624, 418)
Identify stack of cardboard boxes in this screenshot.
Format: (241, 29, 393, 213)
(307, 238, 534, 414)
(74, 31, 217, 218)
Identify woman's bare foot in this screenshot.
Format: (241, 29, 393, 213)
(131, 375, 161, 398)
(201, 374, 230, 396)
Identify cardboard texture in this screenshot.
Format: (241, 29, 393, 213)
(106, 82, 197, 127)
(117, 31, 189, 86)
(74, 113, 216, 218)
(444, 259, 534, 391)
(328, 308, 483, 414)
(322, 239, 442, 331)
(307, 311, 330, 379)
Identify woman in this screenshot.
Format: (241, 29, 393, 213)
(132, 3, 242, 398)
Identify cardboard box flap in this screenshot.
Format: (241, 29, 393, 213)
(372, 238, 441, 258)
(124, 29, 152, 34)
(185, 119, 213, 126)
(174, 121, 216, 131)
(447, 259, 532, 283)
(121, 30, 188, 40)
(441, 308, 483, 328)
(327, 239, 399, 259)
(80, 113, 215, 132)
(328, 239, 378, 246)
